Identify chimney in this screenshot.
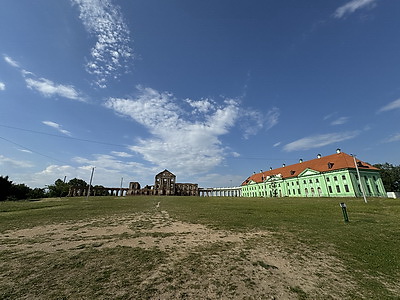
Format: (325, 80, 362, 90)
(317, 154, 322, 159)
(299, 159, 303, 163)
(282, 163, 286, 167)
(336, 148, 341, 154)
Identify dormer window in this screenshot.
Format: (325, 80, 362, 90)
(327, 162, 334, 169)
(290, 170, 295, 175)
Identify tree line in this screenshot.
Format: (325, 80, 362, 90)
(1, 163, 400, 201)
(0, 176, 107, 201)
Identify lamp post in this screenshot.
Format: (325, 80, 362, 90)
(351, 154, 367, 204)
(86, 167, 95, 201)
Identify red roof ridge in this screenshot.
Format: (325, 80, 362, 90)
(242, 151, 378, 186)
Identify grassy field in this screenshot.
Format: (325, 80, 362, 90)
(0, 196, 399, 299)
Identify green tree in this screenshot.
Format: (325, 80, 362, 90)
(29, 188, 47, 199)
(68, 178, 87, 187)
(0, 176, 13, 201)
(48, 179, 69, 197)
(374, 163, 400, 192)
(9, 183, 31, 200)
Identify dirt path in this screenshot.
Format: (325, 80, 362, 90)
(0, 210, 357, 299)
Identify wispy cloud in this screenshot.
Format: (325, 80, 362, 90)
(383, 133, 400, 143)
(26, 77, 85, 101)
(71, 0, 134, 88)
(331, 116, 349, 126)
(105, 86, 271, 174)
(378, 98, 400, 113)
(105, 86, 238, 174)
(240, 107, 280, 139)
(0, 82, 5, 91)
(283, 131, 360, 152)
(42, 121, 72, 136)
(111, 151, 133, 158)
(273, 142, 281, 147)
(3, 55, 20, 68)
(3, 54, 85, 102)
(333, 0, 378, 19)
(0, 155, 34, 168)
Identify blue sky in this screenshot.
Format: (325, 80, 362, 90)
(1, 0, 399, 189)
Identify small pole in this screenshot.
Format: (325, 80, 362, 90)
(86, 167, 95, 200)
(340, 202, 349, 223)
(352, 154, 367, 203)
(120, 177, 123, 197)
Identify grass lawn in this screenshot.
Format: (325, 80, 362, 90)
(0, 196, 399, 299)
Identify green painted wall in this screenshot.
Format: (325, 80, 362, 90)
(241, 169, 386, 198)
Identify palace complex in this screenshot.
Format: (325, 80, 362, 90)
(127, 169, 199, 196)
(241, 149, 386, 198)
(67, 149, 387, 198)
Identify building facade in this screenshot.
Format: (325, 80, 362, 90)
(127, 169, 199, 196)
(241, 150, 386, 198)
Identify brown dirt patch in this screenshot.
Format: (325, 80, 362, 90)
(0, 210, 357, 299)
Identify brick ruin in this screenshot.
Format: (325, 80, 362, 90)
(126, 169, 199, 196)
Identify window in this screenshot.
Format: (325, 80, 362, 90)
(315, 178, 319, 183)
(297, 181, 299, 186)
(336, 185, 341, 193)
(293, 189, 296, 195)
(298, 189, 301, 194)
(334, 176, 338, 181)
(342, 175, 346, 180)
(309, 179, 313, 184)
(367, 185, 371, 193)
(344, 185, 349, 192)
(326, 177, 330, 182)
(303, 180, 306, 184)
(328, 186, 333, 193)
(376, 185, 379, 193)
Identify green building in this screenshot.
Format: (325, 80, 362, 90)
(241, 149, 386, 198)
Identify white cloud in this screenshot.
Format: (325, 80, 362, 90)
(383, 133, 400, 143)
(105, 86, 243, 174)
(331, 116, 349, 126)
(240, 107, 280, 139)
(25, 77, 85, 101)
(283, 131, 360, 152)
(3, 55, 20, 68)
(186, 98, 216, 114)
(105, 86, 277, 175)
(42, 121, 72, 136)
(273, 142, 281, 147)
(71, 0, 134, 88)
(111, 151, 133, 158)
(334, 0, 377, 19)
(0, 155, 34, 168)
(18, 149, 33, 154)
(378, 98, 400, 113)
(0, 82, 5, 90)
(265, 107, 280, 130)
(2, 54, 84, 101)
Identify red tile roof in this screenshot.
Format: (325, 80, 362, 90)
(241, 152, 378, 186)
